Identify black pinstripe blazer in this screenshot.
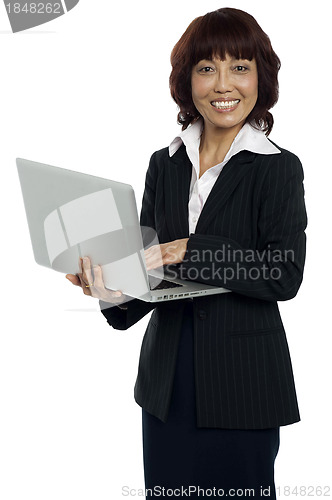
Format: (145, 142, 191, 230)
(100, 142, 307, 429)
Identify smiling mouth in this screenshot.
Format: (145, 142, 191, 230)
(211, 99, 240, 109)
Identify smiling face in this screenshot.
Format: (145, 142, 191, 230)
(191, 54, 258, 136)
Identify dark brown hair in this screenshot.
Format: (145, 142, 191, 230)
(169, 8, 280, 135)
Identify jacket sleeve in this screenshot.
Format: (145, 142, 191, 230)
(178, 152, 307, 302)
(99, 152, 158, 330)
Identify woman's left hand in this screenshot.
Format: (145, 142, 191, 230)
(144, 238, 189, 271)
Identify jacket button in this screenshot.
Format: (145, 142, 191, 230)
(198, 310, 207, 320)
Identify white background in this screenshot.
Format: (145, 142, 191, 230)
(0, 0, 331, 499)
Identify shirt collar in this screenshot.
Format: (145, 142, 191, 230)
(168, 119, 281, 160)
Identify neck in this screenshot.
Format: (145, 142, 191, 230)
(199, 121, 244, 158)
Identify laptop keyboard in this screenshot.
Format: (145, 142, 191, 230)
(148, 275, 183, 291)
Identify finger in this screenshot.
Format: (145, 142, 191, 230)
(144, 244, 157, 253)
(144, 244, 162, 258)
(145, 247, 164, 270)
(77, 272, 92, 295)
(93, 265, 106, 290)
(66, 274, 81, 286)
(78, 257, 86, 283)
(146, 259, 163, 271)
(82, 256, 94, 286)
(89, 265, 104, 298)
(92, 265, 124, 301)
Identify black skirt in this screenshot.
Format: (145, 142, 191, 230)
(142, 300, 280, 499)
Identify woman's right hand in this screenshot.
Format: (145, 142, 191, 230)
(65, 256, 128, 306)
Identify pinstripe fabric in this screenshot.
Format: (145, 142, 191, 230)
(100, 143, 307, 429)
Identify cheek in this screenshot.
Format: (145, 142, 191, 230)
(248, 75, 259, 100)
(191, 77, 209, 100)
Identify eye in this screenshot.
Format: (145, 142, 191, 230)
(234, 65, 249, 72)
(199, 66, 214, 73)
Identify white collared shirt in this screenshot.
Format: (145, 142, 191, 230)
(169, 120, 281, 234)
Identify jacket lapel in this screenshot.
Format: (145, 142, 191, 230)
(164, 145, 257, 240)
(195, 150, 256, 234)
(164, 145, 192, 241)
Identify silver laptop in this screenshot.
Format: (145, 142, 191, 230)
(16, 158, 231, 303)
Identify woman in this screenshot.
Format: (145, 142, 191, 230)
(66, 7, 307, 499)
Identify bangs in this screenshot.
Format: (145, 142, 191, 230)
(189, 10, 256, 64)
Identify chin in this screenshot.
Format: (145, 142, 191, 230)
(209, 118, 244, 130)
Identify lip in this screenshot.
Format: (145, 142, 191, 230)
(211, 98, 240, 102)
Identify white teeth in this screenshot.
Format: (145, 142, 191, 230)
(212, 100, 240, 109)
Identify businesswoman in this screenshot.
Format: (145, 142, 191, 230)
(66, 7, 307, 499)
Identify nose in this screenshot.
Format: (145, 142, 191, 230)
(214, 69, 234, 94)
